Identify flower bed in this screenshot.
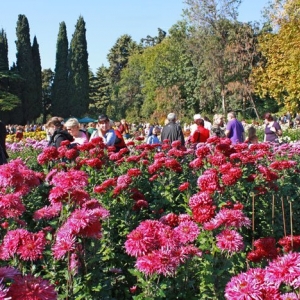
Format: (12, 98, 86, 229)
(1, 137, 300, 299)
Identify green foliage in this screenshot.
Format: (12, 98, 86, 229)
(15, 14, 40, 124)
(51, 22, 69, 118)
(68, 16, 89, 117)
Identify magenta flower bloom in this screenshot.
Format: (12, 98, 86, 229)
(174, 220, 200, 244)
(216, 229, 244, 254)
(51, 170, 88, 189)
(52, 232, 76, 259)
(204, 208, 251, 230)
(225, 270, 264, 299)
(0, 229, 46, 261)
(265, 252, 300, 289)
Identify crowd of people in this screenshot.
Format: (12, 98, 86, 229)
(0, 110, 293, 166)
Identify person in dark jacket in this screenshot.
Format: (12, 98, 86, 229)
(0, 121, 8, 165)
(160, 113, 185, 146)
(46, 117, 74, 148)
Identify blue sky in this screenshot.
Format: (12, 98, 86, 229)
(1, 0, 270, 73)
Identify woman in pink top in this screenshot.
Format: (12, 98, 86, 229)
(64, 118, 88, 145)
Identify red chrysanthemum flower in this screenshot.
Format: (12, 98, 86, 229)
(208, 153, 227, 166)
(7, 274, 57, 299)
(269, 160, 297, 170)
(127, 168, 142, 177)
(171, 140, 182, 148)
(160, 213, 179, 227)
(195, 145, 211, 158)
(247, 237, 278, 263)
(189, 157, 204, 169)
(178, 182, 190, 191)
(133, 200, 149, 211)
(197, 169, 220, 193)
(278, 235, 300, 252)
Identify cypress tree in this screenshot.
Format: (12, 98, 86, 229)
(68, 16, 89, 117)
(51, 22, 69, 117)
(31, 36, 43, 120)
(0, 29, 9, 71)
(0, 29, 21, 122)
(15, 14, 38, 124)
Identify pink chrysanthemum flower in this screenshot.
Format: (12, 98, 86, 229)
(265, 252, 300, 289)
(221, 167, 243, 186)
(204, 208, 251, 230)
(52, 232, 76, 259)
(17, 231, 46, 261)
(136, 249, 181, 276)
(7, 274, 57, 299)
(0, 229, 46, 261)
(225, 270, 264, 300)
(117, 174, 132, 189)
(0, 194, 26, 219)
(173, 221, 200, 244)
(216, 229, 244, 253)
(281, 292, 299, 300)
(125, 220, 161, 257)
(50, 170, 88, 189)
(85, 158, 103, 169)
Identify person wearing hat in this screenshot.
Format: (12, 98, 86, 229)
(90, 114, 116, 146)
(160, 113, 185, 146)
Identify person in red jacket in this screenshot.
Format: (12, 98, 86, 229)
(190, 118, 210, 144)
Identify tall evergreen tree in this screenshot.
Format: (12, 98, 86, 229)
(15, 14, 38, 124)
(0, 29, 8, 71)
(68, 16, 89, 117)
(88, 65, 111, 116)
(0, 29, 21, 122)
(31, 36, 43, 120)
(51, 22, 69, 117)
(41, 69, 54, 123)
